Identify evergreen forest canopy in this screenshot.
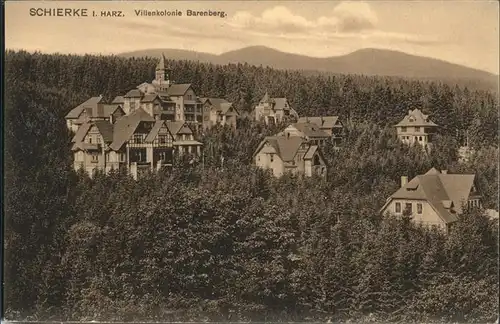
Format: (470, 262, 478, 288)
(3, 50, 499, 322)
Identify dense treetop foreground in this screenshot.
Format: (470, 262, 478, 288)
(3, 51, 499, 322)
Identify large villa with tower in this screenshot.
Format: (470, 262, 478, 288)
(65, 53, 239, 178)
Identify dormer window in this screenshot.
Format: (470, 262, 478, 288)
(401, 127, 407, 132)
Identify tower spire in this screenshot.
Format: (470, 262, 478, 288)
(156, 53, 167, 71)
(154, 53, 170, 89)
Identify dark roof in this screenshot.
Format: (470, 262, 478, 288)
(255, 136, 305, 162)
(92, 104, 121, 118)
(202, 97, 234, 114)
(124, 88, 143, 98)
(298, 116, 341, 129)
(94, 120, 114, 143)
(145, 120, 170, 142)
(166, 84, 192, 96)
(165, 121, 193, 135)
(395, 109, 438, 127)
(290, 123, 330, 138)
(65, 96, 103, 119)
(141, 94, 160, 103)
(109, 108, 155, 150)
(384, 168, 477, 223)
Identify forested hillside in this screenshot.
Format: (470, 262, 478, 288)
(4, 50, 499, 322)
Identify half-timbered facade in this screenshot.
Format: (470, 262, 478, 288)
(71, 108, 202, 179)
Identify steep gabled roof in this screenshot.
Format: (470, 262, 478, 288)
(65, 96, 103, 119)
(91, 104, 122, 118)
(255, 136, 305, 162)
(273, 98, 289, 111)
(141, 93, 160, 103)
(385, 168, 477, 223)
(260, 92, 272, 104)
(202, 97, 235, 115)
(145, 120, 172, 143)
(199, 97, 210, 104)
(112, 96, 124, 104)
(394, 108, 438, 127)
(165, 121, 184, 135)
(94, 120, 114, 143)
(71, 122, 92, 143)
(109, 108, 154, 150)
(166, 84, 192, 96)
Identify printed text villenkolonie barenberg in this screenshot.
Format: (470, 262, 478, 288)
(135, 9, 227, 18)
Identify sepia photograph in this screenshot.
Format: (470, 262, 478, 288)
(3, 0, 499, 323)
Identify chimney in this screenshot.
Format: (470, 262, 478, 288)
(442, 170, 448, 174)
(401, 176, 408, 187)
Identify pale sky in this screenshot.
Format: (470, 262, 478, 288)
(5, 1, 499, 74)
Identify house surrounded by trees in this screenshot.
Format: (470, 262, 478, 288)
(254, 92, 298, 124)
(394, 108, 438, 150)
(200, 97, 239, 129)
(380, 167, 482, 233)
(253, 136, 327, 178)
(297, 116, 344, 146)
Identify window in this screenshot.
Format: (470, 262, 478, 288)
(415, 127, 420, 132)
(159, 151, 167, 161)
(130, 101, 136, 111)
(88, 136, 92, 144)
(395, 202, 401, 213)
(120, 153, 126, 162)
(419, 136, 422, 141)
(97, 136, 101, 144)
(91, 153, 98, 162)
(417, 203, 423, 214)
(133, 134, 144, 144)
(405, 203, 412, 213)
(401, 127, 407, 132)
(158, 135, 169, 144)
(105, 153, 110, 162)
(270, 154, 274, 162)
(137, 151, 144, 162)
(187, 95, 193, 100)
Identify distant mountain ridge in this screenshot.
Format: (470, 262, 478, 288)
(118, 46, 498, 91)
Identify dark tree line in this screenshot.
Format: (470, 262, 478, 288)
(3, 50, 499, 322)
